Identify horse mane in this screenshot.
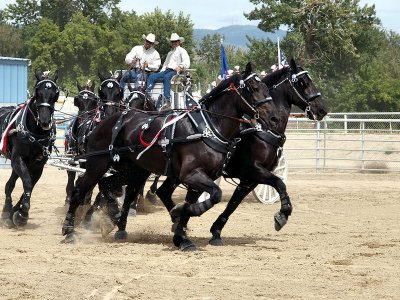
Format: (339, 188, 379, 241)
(262, 67, 290, 88)
(201, 74, 241, 101)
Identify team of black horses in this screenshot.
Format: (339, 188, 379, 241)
(0, 59, 328, 251)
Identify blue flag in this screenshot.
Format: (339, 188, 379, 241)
(220, 44, 229, 79)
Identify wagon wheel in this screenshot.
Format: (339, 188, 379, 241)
(252, 154, 288, 204)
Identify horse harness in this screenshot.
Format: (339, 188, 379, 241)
(1, 98, 56, 158)
(104, 73, 284, 176)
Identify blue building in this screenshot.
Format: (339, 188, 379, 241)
(0, 57, 30, 168)
(0, 56, 30, 106)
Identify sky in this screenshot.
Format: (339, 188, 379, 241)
(0, 0, 399, 33)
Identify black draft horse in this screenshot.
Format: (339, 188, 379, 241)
(0, 71, 59, 227)
(63, 72, 124, 230)
(64, 80, 98, 204)
(80, 85, 157, 231)
(62, 63, 278, 250)
(149, 58, 328, 246)
(207, 58, 328, 245)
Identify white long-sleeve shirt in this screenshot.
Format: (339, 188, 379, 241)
(124, 45, 161, 72)
(161, 46, 190, 71)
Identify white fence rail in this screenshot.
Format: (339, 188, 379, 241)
(285, 112, 400, 173)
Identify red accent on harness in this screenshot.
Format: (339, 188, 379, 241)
(229, 83, 235, 91)
(1, 104, 26, 153)
(1, 135, 7, 153)
(139, 130, 161, 147)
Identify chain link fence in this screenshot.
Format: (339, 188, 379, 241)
(285, 112, 400, 173)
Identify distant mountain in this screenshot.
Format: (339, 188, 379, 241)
(193, 25, 286, 49)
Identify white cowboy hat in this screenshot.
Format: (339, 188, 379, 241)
(142, 33, 159, 44)
(168, 33, 185, 43)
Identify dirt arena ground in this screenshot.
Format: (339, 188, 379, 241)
(0, 167, 399, 299)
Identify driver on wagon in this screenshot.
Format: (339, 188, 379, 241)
(120, 33, 161, 92)
(146, 33, 190, 110)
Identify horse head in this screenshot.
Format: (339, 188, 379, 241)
(33, 70, 60, 130)
(262, 59, 328, 121)
(74, 79, 98, 117)
(98, 71, 123, 117)
(125, 84, 156, 111)
(240, 62, 279, 129)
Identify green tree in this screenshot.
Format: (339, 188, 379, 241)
(244, 36, 277, 72)
(3, 0, 40, 26)
(247, 0, 379, 71)
(0, 24, 25, 57)
(4, 0, 120, 29)
(25, 18, 61, 89)
(197, 33, 223, 66)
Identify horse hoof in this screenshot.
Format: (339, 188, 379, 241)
(114, 230, 128, 240)
(61, 232, 77, 244)
(12, 211, 28, 227)
(170, 202, 187, 218)
(209, 236, 224, 246)
(145, 190, 158, 205)
(274, 212, 287, 231)
(62, 223, 75, 236)
(100, 218, 115, 237)
(179, 239, 197, 252)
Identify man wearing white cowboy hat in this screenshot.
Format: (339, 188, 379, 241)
(120, 33, 161, 91)
(146, 33, 190, 110)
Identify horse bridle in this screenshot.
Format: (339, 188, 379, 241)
(230, 72, 272, 120)
(75, 89, 99, 120)
(272, 68, 321, 119)
(98, 78, 124, 110)
(30, 79, 59, 127)
(126, 90, 152, 110)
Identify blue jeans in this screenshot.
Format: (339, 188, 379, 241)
(146, 69, 177, 101)
(120, 69, 139, 88)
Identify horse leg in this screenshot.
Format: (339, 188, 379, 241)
(145, 174, 161, 204)
(171, 170, 222, 251)
(94, 175, 124, 237)
(209, 182, 257, 246)
(2, 170, 19, 226)
(155, 176, 179, 216)
(81, 191, 102, 229)
(8, 155, 41, 227)
(62, 158, 111, 242)
(264, 174, 292, 231)
(171, 170, 222, 219)
(172, 189, 202, 251)
(115, 178, 148, 240)
(65, 170, 76, 205)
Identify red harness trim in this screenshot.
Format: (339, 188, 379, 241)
(140, 130, 161, 147)
(1, 103, 27, 153)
